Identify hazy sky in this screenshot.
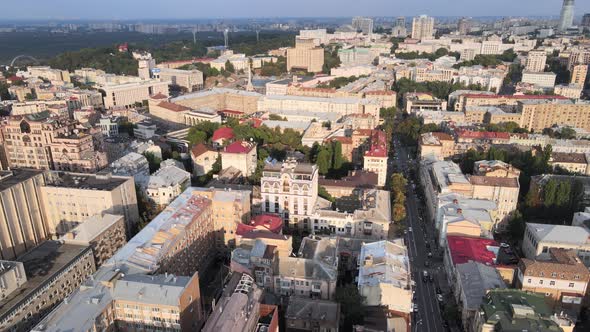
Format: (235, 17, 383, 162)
(4, 0, 590, 20)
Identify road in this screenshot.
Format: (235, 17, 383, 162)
(390, 136, 448, 332)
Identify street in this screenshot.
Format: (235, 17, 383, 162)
(390, 136, 449, 332)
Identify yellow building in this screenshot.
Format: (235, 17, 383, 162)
(518, 99, 590, 132)
(287, 38, 325, 73)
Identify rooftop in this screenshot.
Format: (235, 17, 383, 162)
(212, 127, 235, 142)
(236, 214, 283, 236)
(60, 214, 124, 244)
(157, 101, 190, 113)
(223, 140, 256, 154)
(519, 249, 590, 282)
(551, 152, 588, 164)
(191, 143, 216, 158)
(456, 261, 506, 310)
(526, 223, 590, 246)
(285, 298, 340, 325)
(0, 169, 45, 192)
(447, 235, 500, 266)
(147, 166, 190, 189)
(0, 241, 91, 319)
(357, 240, 410, 290)
(469, 175, 519, 188)
(43, 171, 130, 191)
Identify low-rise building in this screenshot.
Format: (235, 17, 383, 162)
(517, 249, 590, 317)
(554, 83, 583, 99)
(285, 298, 340, 332)
(419, 132, 455, 160)
(100, 79, 169, 109)
(404, 92, 448, 113)
(152, 67, 204, 91)
(146, 165, 191, 206)
(521, 71, 557, 89)
(473, 289, 575, 332)
(522, 223, 590, 266)
(358, 240, 412, 328)
(455, 262, 506, 331)
(549, 152, 590, 175)
(220, 140, 257, 177)
(469, 175, 520, 231)
(191, 143, 218, 176)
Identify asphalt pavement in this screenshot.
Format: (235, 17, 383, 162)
(390, 137, 449, 332)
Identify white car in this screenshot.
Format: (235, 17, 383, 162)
(408, 227, 413, 232)
(413, 304, 418, 312)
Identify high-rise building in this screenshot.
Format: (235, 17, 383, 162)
(524, 50, 547, 72)
(412, 15, 435, 40)
(571, 64, 588, 85)
(558, 0, 575, 31)
(286, 37, 325, 73)
(352, 16, 374, 35)
(395, 16, 406, 28)
(457, 17, 470, 35)
(582, 13, 590, 27)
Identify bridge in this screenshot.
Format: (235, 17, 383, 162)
(9, 55, 39, 67)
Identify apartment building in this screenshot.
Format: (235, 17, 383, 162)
(469, 175, 520, 231)
(456, 93, 566, 112)
(411, 15, 435, 40)
(473, 289, 574, 332)
(0, 169, 49, 260)
(100, 79, 169, 109)
(41, 171, 139, 236)
(419, 132, 455, 160)
(287, 38, 325, 73)
(518, 99, 590, 132)
(554, 83, 583, 99)
(261, 159, 318, 226)
(570, 64, 588, 85)
(0, 241, 95, 332)
(517, 249, 590, 316)
(521, 71, 557, 89)
(1, 112, 107, 172)
(352, 16, 374, 34)
(275, 236, 338, 300)
(33, 187, 222, 332)
(363, 130, 388, 187)
(522, 223, 590, 266)
(525, 50, 548, 72)
(285, 298, 340, 332)
(27, 66, 71, 83)
(220, 141, 257, 177)
(259, 94, 380, 118)
(60, 214, 126, 268)
(358, 240, 412, 327)
(549, 152, 590, 175)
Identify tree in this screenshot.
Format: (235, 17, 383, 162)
(144, 152, 161, 174)
(393, 202, 407, 222)
(332, 141, 343, 170)
(318, 186, 335, 203)
(334, 285, 365, 331)
(507, 210, 525, 243)
(559, 127, 576, 140)
(317, 149, 331, 175)
(225, 60, 235, 73)
(186, 128, 207, 146)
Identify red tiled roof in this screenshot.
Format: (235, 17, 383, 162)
(464, 94, 568, 100)
(431, 132, 454, 141)
(8, 75, 23, 81)
(447, 235, 500, 266)
(151, 93, 168, 100)
(191, 143, 215, 158)
(157, 101, 189, 112)
(224, 140, 255, 154)
(327, 136, 353, 144)
(212, 127, 235, 142)
(364, 130, 388, 158)
(236, 214, 283, 236)
(456, 130, 510, 140)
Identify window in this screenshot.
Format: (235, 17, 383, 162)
(539, 280, 543, 285)
(549, 281, 555, 286)
(569, 283, 575, 288)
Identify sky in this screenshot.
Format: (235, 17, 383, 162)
(4, 0, 590, 20)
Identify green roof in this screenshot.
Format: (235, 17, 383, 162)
(480, 289, 562, 332)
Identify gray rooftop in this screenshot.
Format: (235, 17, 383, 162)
(456, 261, 506, 311)
(526, 223, 590, 245)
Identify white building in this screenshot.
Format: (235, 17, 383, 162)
(146, 165, 191, 206)
(98, 116, 119, 138)
(521, 71, 557, 89)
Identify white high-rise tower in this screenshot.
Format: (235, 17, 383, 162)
(559, 0, 575, 31)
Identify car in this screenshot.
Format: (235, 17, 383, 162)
(425, 242, 431, 249)
(408, 227, 413, 232)
(427, 252, 433, 258)
(413, 304, 418, 312)
(424, 261, 430, 267)
(437, 294, 444, 302)
(429, 275, 434, 282)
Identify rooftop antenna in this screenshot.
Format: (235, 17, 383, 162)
(224, 29, 229, 48)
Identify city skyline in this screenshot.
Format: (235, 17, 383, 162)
(3, 0, 590, 20)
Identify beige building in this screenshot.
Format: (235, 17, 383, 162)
(28, 66, 71, 83)
(518, 99, 590, 132)
(220, 141, 257, 177)
(469, 175, 519, 231)
(145, 165, 191, 206)
(524, 50, 547, 72)
(522, 223, 590, 265)
(100, 79, 169, 109)
(521, 71, 557, 89)
(60, 213, 127, 267)
(0, 241, 95, 332)
(172, 88, 261, 115)
(0, 169, 49, 260)
(41, 171, 139, 236)
(287, 38, 325, 73)
(411, 15, 435, 40)
(517, 249, 590, 315)
(570, 64, 588, 85)
(32, 187, 217, 332)
(549, 152, 590, 175)
(419, 132, 456, 160)
(1, 112, 107, 173)
(152, 68, 203, 91)
(554, 83, 583, 99)
(259, 94, 380, 118)
(190, 143, 218, 176)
